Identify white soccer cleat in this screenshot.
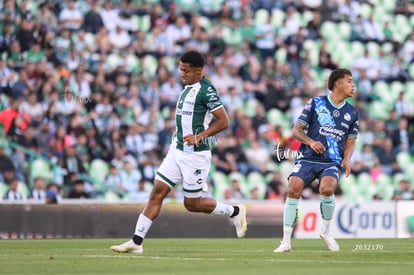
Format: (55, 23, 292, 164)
(231, 204, 247, 238)
(111, 239, 143, 254)
(273, 241, 291, 253)
(320, 231, 340, 251)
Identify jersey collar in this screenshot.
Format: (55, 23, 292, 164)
(327, 94, 346, 109)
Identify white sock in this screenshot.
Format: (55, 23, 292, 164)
(321, 219, 330, 235)
(211, 201, 234, 216)
(134, 214, 153, 239)
(282, 226, 294, 244)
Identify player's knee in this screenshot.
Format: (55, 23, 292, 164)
(319, 185, 335, 196)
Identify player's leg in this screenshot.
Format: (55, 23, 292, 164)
(274, 175, 304, 252)
(180, 151, 247, 238)
(110, 180, 171, 254)
(318, 171, 340, 251)
(111, 149, 180, 254)
(183, 196, 247, 238)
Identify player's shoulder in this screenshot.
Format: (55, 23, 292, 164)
(343, 101, 359, 118)
(198, 77, 218, 95)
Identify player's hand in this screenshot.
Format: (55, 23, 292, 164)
(183, 134, 200, 146)
(341, 160, 351, 177)
(309, 140, 326, 154)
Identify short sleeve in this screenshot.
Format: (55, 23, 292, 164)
(297, 98, 314, 126)
(203, 85, 223, 112)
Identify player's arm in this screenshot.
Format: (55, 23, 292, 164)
(202, 106, 229, 138)
(341, 137, 356, 177)
(292, 122, 326, 154)
(183, 107, 229, 145)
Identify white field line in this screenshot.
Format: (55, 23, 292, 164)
(82, 254, 414, 265)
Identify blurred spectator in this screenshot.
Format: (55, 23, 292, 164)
(265, 171, 287, 200)
(105, 164, 123, 198)
(3, 177, 24, 200)
(229, 179, 246, 200)
(109, 24, 131, 50)
(338, 0, 361, 23)
(59, 0, 83, 32)
(395, 92, 413, 118)
(0, 97, 31, 137)
(82, 0, 104, 34)
(0, 58, 16, 96)
(68, 179, 90, 199)
(391, 117, 413, 154)
(45, 182, 61, 204)
(60, 144, 87, 187)
(318, 42, 338, 70)
(36, 2, 58, 32)
(29, 177, 47, 201)
(212, 137, 238, 175)
(392, 179, 414, 200)
(363, 14, 385, 42)
(375, 137, 402, 175)
(350, 15, 366, 42)
(244, 134, 271, 174)
(254, 11, 276, 62)
(119, 158, 142, 194)
(0, 140, 16, 183)
(128, 179, 151, 202)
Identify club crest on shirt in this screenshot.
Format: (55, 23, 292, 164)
(188, 88, 197, 97)
(344, 113, 351, 121)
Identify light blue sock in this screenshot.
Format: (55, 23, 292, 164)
(283, 197, 299, 228)
(282, 197, 298, 244)
(320, 195, 335, 221)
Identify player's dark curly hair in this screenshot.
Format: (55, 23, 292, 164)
(180, 50, 205, 68)
(328, 68, 352, 90)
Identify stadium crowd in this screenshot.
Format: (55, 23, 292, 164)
(0, 0, 414, 202)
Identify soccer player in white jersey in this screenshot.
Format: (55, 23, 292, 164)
(111, 50, 247, 254)
(274, 69, 359, 252)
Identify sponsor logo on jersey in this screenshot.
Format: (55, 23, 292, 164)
(319, 125, 346, 139)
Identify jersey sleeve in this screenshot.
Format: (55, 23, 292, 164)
(348, 110, 359, 139)
(297, 98, 314, 127)
(203, 85, 223, 112)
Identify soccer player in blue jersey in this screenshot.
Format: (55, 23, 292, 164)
(274, 68, 359, 252)
(111, 50, 247, 254)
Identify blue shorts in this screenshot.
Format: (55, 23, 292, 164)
(289, 160, 341, 187)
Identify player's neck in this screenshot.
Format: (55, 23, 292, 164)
(329, 93, 345, 107)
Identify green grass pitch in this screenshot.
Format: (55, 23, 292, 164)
(0, 238, 413, 275)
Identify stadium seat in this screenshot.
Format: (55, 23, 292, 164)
(89, 159, 109, 183)
(366, 41, 380, 58)
(360, 3, 372, 18)
(254, 9, 269, 25)
(221, 26, 243, 47)
(320, 21, 337, 39)
(31, 158, 52, 182)
(246, 172, 266, 199)
(266, 108, 290, 130)
(396, 151, 412, 172)
(125, 54, 141, 73)
(272, 9, 285, 28)
(338, 21, 351, 40)
(212, 171, 229, 200)
(0, 182, 7, 199)
(17, 181, 29, 199)
(274, 47, 287, 63)
(357, 173, 376, 201)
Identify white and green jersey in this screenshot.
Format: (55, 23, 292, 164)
(174, 77, 223, 152)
